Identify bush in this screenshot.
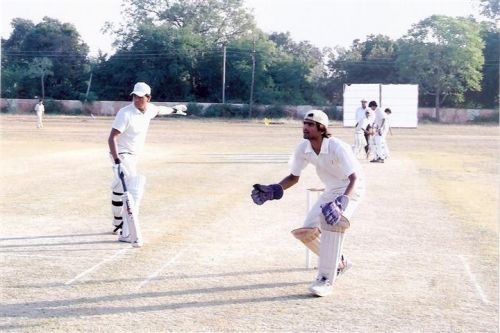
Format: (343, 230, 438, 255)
(43, 99, 65, 114)
(261, 105, 287, 118)
(186, 103, 204, 117)
(203, 104, 247, 118)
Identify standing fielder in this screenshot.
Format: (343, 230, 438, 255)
(251, 110, 364, 297)
(108, 82, 187, 247)
(34, 99, 44, 128)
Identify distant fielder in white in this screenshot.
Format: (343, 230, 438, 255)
(108, 82, 187, 247)
(251, 110, 365, 297)
(34, 99, 44, 128)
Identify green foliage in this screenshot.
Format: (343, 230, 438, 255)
(1, 17, 91, 99)
(397, 15, 485, 113)
(203, 104, 247, 118)
(43, 99, 65, 114)
(186, 102, 204, 116)
(260, 105, 287, 119)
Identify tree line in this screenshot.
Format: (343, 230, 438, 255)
(1, 0, 498, 113)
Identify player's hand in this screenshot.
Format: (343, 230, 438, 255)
(172, 104, 187, 116)
(321, 195, 349, 225)
(112, 159, 129, 180)
(251, 184, 284, 205)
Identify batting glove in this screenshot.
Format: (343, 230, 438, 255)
(172, 104, 187, 115)
(321, 195, 349, 225)
(251, 184, 284, 205)
(112, 159, 129, 180)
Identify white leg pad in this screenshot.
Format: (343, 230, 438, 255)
(123, 175, 146, 244)
(111, 180, 124, 228)
(318, 231, 345, 283)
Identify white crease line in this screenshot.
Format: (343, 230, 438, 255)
(137, 250, 185, 290)
(65, 248, 128, 285)
(458, 255, 489, 304)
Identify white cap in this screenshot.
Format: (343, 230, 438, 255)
(130, 82, 151, 97)
(361, 98, 368, 102)
(304, 110, 329, 127)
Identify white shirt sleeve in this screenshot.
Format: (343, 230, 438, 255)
(111, 109, 128, 133)
(334, 144, 357, 178)
(289, 142, 308, 176)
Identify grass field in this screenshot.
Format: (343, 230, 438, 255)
(0, 114, 498, 332)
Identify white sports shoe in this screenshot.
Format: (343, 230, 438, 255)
(131, 239, 143, 248)
(118, 234, 131, 243)
(118, 235, 143, 248)
(308, 276, 333, 297)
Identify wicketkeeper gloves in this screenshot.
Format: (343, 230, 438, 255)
(321, 195, 349, 225)
(251, 184, 284, 205)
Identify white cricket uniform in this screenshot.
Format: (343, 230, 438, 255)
(289, 137, 365, 228)
(355, 106, 370, 124)
(111, 103, 161, 175)
(373, 108, 387, 159)
(353, 117, 370, 157)
(35, 103, 44, 128)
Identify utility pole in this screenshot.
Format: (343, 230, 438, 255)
(222, 43, 226, 104)
(249, 35, 256, 118)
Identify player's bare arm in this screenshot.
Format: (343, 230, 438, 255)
(343, 173, 358, 198)
(108, 128, 121, 162)
(279, 174, 300, 190)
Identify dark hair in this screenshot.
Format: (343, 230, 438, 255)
(368, 101, 377, 107)
(316, 122, 331, 138)
(384, 108, 392, 114)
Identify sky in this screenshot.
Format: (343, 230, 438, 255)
(1, 0, 482, 56)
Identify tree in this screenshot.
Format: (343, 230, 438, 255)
(107, 0, 256, 48)
(479, 0, 499, 20)
(464, 21, 499, 108)
(396, 15, 484, 120)
(26, 57, 53, 99)
(1, 17, 90, 99)
(325, 35, 399, 104)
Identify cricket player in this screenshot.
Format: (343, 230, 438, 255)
(34, 99, 44, 128)
(251, 110, 364, 297)
(369, 101, 387, 163)
(108, 82, 187, 247)
(353, 110, 371, 158)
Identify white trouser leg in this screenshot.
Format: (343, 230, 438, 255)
(374, 135, 384, 159)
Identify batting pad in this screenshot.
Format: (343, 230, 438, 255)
(291, 227, 321, 255)
(318, 231, 345, 282)
(124, 175, 146, 243)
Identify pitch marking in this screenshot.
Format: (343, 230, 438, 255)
(458, 255, 489, 304)
(65, 248, 128, 285)
(136, 250, 185, 290)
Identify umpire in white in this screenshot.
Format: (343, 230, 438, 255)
(108, 82, 187, 247)
(251, 110, 365, 296)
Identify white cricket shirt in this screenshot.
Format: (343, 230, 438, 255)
(289, 137, 364, 191)
(111, 103, 160, 154)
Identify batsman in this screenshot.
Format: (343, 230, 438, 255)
(108, 82, 187, 247)
(251, 110, 364, 296)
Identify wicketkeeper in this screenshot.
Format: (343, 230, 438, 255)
(108, 82, 187, 247)
(251, 110, 365, 297)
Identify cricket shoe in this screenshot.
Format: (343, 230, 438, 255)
(118, 235, 143, 248)
(308, 276, 333, 297)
